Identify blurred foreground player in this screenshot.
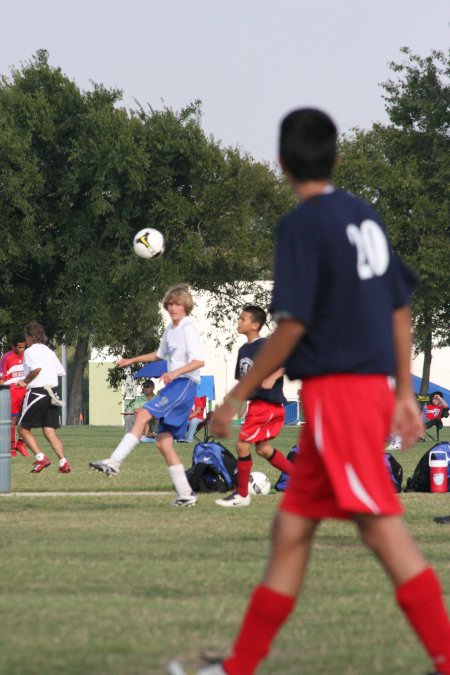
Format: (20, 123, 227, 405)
(177, 109, 450, 675)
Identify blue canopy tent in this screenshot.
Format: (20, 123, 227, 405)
(133, 363, 215, 404)
(411, 375, 450, 402)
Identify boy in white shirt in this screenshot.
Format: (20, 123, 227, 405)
(18, 322, 70, 474)
(90, 284, 204, 507)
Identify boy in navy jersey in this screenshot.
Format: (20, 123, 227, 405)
(191, 109, 450, 675)
(215, 305, 292, 508)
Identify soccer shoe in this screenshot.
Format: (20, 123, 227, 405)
(167, 659, 226, 675)
(15, 440, 30, 457)
(59, 461, 71, 474)
(386, 442, 401, 451)
(89, 459, 120, 476)
(170, 493, 198, 508)
(215, 492, 251, 508)
(433, 515, 450, 525)
(31, 456, 51, 473)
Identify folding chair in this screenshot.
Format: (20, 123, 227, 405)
(193, 411, 214, 443)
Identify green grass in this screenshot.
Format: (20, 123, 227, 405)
(1, 426, 449, 674)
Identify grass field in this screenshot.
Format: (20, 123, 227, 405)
(1, 426, 449, 675)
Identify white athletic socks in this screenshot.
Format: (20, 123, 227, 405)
(110, 432, 139, 465)
(168, 464, 192, 497)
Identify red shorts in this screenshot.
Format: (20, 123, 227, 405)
(239, 400, 285, 444)
(281, 374, 402, 519)
(10, 386, 27, 417)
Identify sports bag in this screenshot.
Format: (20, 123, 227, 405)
(405, 442, 450, 493)
(185, 442, 238, 493)
(274, 446, 299, 492)
(384, 453, 403, 493)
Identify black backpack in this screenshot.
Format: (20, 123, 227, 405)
(384, 453, 403, 493)
(405, 442, 450, 493)
(185, 442, 238, 493)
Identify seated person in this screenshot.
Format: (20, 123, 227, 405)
(421, 391, 449, 438)
(182, 395, 207, 442)
(124, 380, 158, 441)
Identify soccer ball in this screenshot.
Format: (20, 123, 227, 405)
(133, 228, 165, 260)
(248, 471, 271, 496)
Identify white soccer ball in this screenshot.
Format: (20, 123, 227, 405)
(133, 228, 165, 260)
(248, 471, 271, 496)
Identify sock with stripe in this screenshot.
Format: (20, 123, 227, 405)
(267, 448, 293, 475)
(237, 455, 253, 497)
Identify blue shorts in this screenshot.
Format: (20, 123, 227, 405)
(143, 378, 197, 440)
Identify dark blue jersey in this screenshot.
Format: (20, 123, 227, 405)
(236, 338, 287, 404)
(270, 189, 416, 380)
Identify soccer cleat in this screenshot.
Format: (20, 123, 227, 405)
(170, 493, 198, 508)
(59, 461, 71, 474)
(89, 459, 120, 476)
(31, 456, 51, 473)
(215, 492, 251, 508)
(15, 440, 30, 457)
(167, 659, 226, 675)
(11, 449, 17, 457)
(197, 664, 226, 675)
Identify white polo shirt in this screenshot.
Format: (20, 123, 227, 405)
(24, 343, 65, 388)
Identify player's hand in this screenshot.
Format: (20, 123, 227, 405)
(17, 380, 27, 388)
(392, 393, 424, 450)
(117, 357, 132, 369)
(160, 372, 173, 385)
(261, 376, 276, 389)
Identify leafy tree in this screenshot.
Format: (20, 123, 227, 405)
(335, 48, 450, 397)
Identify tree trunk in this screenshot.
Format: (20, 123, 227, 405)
(67, 336, 89, 425)
(418, 329, 433, 407)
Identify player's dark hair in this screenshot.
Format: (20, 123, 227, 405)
(25, 322, 48, 344)
(243, 305, 267, 330)
(279, 108, 337, 181)
(11, 334, 26, 346)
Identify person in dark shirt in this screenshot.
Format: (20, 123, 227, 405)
(197, 109, 450, 675)
(215, 305, 292, 508)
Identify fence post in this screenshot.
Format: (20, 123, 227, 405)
(0, 386, 11, 494)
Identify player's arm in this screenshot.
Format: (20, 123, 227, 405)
(117, 352, 160, 369)
(160, 359, 205, 385)
(391, 306, 423, 449)
(18, 368, 41, 387)
(261, 367, 285, 390)
(212, 319, 305, 436)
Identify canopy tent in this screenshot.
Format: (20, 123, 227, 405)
(133, 362, 215, 401)
(411, 375, 450, 402)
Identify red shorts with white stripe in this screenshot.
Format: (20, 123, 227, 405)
(239, 399, 285, 444)
(281, 374, 402, 519)
(10, 385, 27, 416)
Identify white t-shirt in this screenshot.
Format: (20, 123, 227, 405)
(157, 316, 203, 384)
(24, 343, 65, 388)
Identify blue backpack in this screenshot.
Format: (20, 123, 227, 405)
(186, 442, 238, 493)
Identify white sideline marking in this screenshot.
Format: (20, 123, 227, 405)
(0, 491, 173, 497)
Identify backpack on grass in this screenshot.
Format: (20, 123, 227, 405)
(185, 442, 238, 493)
(384, 452, 403, 493)
(404, 442, 450, 493)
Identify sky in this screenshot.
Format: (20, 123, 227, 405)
(1, 0, 449, 164)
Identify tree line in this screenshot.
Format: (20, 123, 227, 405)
(1, 48, 448, 421)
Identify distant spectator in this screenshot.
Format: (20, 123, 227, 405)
(421, 391, 449, 438)
(0, 334, 29, 457)
(181, 396, 207, 442)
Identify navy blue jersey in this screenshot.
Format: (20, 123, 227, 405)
(270, 189, 416, 379)
(236, 338, 287, 404)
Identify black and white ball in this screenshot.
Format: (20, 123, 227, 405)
(133, 228, 165, 260)
(248, 471, 271, 496)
